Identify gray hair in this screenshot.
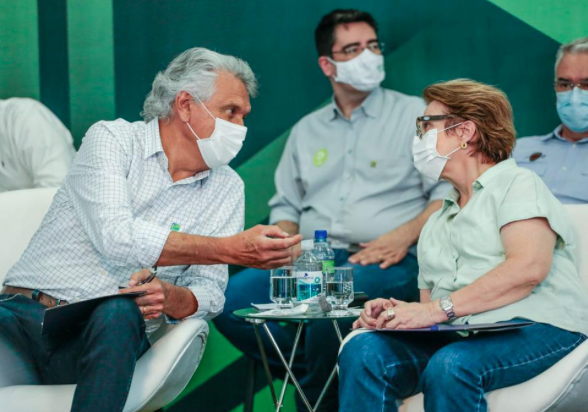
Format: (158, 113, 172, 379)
(141, 47, 258, 122)
(555, 37, 588, 74)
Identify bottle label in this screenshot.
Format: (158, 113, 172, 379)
(321, 260, 335, 275)
(295, 271, 323, 301)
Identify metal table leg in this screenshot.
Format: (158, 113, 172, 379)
(262, 323, 315, 412)
(252, 321, 278, 407)
(312, 319, 345, 411)
(276, 321, 305, 411)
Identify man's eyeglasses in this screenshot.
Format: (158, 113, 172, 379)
(332, 41, 385, 58)
(416, 114, 456, 139)
(554, 80, 588, 92)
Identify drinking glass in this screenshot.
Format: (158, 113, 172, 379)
(270, 266, 297, 310)
(325, 267, 354, 316)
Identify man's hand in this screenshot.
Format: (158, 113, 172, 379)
(226, 225, 302, 269)
(348, 230, 411, 269)
(120, 269, 169, 320)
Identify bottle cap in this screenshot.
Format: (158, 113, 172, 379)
(301, 239, 314, 251)
(314, 230, 327, 240)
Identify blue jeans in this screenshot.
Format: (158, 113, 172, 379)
(213, 250, 419, 411)
(0, 293, 150, 412)
(338, 322, 586, 412)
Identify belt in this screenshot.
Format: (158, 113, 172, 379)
(1, 286, 68, 308)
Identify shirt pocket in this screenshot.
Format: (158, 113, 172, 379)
(516, 159, 547, 176)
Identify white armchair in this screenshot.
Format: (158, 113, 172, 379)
(340, 204, 588, 412)
(0, 188, 209, 412)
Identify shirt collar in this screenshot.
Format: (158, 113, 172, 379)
(542, 125, 588, 144)
(328, 87, 383, 121)
(144, 119, 164, 159)
(475, 158, 517, 189)
(441, 158, 517, 212)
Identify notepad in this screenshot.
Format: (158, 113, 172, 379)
(358, 320, 535, 333)
(42, 291, 146, 335)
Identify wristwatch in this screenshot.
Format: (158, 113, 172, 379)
(439, 295, 456, 320)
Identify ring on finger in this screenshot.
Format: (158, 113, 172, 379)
(141, 306, 146, 315)
(386, 307, 395, 321)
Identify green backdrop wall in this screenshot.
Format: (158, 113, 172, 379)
(0, 0, 586, 411)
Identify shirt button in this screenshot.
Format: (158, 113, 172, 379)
(101, 270, 107, 276)
(562, 167, 567, 171)
(339, 196, 345, 201)
(347, 149, 353, 154)
(146, 216, 153, 222)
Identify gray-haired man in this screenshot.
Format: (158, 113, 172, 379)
(0, 47, 300, 412)
(513, 37, 588, 203)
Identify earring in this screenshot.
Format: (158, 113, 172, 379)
(460, 142, 468, 149)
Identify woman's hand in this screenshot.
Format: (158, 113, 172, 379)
(375, 298, 443, 330)
(352, 298, 393, 329)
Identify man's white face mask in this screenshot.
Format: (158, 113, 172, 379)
(327, 48, 385, 92)
(185, 95, 247, 169)
(412, 123, 464, 181)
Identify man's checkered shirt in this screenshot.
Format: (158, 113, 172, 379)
(4, 119, 244, 321)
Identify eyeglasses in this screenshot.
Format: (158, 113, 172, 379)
(332, 41, 385, 58)
(554, 80, 588, 92)
(416, 114, 456, 139)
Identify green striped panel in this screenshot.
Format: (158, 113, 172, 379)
(0, 0, 40, 99)
(66, 0, 116, 144)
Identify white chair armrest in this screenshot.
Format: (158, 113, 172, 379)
(125, 318, 209, 412)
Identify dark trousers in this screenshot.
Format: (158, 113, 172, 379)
(0, 293, 150, 412)
(213, 250, 419, 411)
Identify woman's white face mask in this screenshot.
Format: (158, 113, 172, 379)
(185, 96, 247, 169)
(412, 123, 463, 181)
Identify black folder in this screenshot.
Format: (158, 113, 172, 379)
(42, 291, 145, 335)
(358, 320, 535, 333)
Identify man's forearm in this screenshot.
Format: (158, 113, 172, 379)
(275, 220, 299, 235)
(162, 282, 199, 319)
(156, 231, 230, 267)
(396, 200, 442, 245)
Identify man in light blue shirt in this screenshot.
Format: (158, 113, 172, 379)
(214, 9, 449, 411)
(513, 37, 588, 203)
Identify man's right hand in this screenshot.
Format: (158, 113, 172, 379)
(225, 225, 302, 269)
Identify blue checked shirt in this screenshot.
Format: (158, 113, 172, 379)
(4, 119, 244, 321)
(513, 125, 588, 204)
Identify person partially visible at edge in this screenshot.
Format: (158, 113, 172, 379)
(0, 47, 300, 412)
(513, 37, 588, 203)
(339, 79, 588, 412)
(214, 9, 450, 412)
(0, 98, 75, 192)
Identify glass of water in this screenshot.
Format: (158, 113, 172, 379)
(326, 267, 354, 316)
(270, 266, 297, 310)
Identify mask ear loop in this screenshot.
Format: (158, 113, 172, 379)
(185, 122, 201, 140)
(185, 94, 216, 140)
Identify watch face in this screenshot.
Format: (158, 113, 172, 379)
(440, 297, 452, 310)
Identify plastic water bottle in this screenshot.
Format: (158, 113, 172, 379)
(313, 230, 335, 285)
(294, 239, 323, 313)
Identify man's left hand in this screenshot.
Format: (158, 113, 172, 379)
(348, 230, 411, 269)
(120, 269, 169, 320)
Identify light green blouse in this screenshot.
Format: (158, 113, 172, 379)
(418, 158, 588, 336)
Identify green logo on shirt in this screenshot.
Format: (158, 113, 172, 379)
(314, 149, 328, 167)
(170, 223, 181, 232)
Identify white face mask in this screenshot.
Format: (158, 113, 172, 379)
(412, 124, 463, 181)
(327, 48, 385, 92)
(186, 96, 247, 169)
